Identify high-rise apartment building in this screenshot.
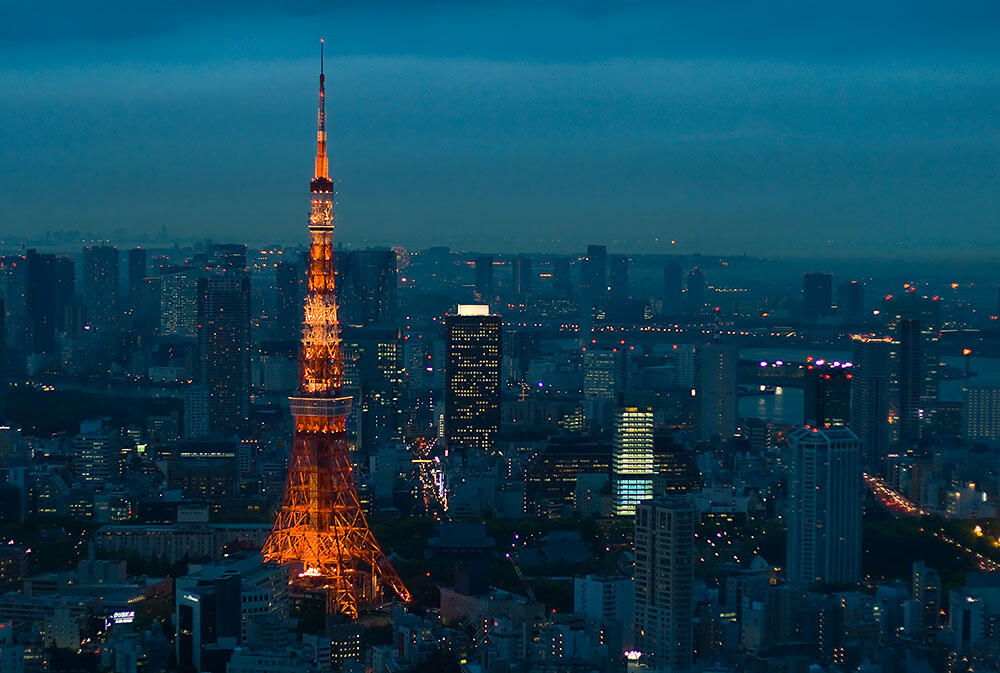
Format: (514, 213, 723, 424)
(612, 406, 654, 516)
(634, 495, 695, 672)
(786, 425, 862, 587)
(159, 267, 199, 337)
(83, 244, 120, 327)
(962, 387, 1000, 442)
(694, 343, 738, 441)
(802, 272, 833, 318)
(445, 305, 501, 452)
(850, 335, 892, 463)
(197, 275, 251, 434)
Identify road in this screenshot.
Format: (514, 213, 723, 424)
(864, 473, 1000, 572)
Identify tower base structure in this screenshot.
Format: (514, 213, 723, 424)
(263, 396, 411, 618)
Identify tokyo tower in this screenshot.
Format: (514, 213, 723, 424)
(262, 41, 411, 618)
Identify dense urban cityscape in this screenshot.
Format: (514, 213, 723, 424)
(5, 5, 1000, 673)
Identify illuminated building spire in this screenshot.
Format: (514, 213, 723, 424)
(314, 39, 329, 182)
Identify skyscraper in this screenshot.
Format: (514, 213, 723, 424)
(608, 255, 629, 304)
(83, 244, 120, 327)
(786, 425, 862, 586)
(26, 249, 74, 354)
(802, 272, 833, 319)
(663, 261, 683, 317)
(685, 267, 706, 314)
(335, 249, 398, 326)
(803, 365, 852, 428)
(850, 334, 892, 463)
(582, 244, 607, 297)
(274, 260, 301, 340)
(512, 255, 533, 303)
(474, 255, 494, 303)
(197, 275, 251, 434)
(127, 247, 147, 320)
(159, 267, 199, 337)
(896, 318, 924, 443)
(694, 342, 738, 441)
(612, 406, 654, 516)
(445, 304, 501, 452)
(634, 495, 695, 672)
(339, 326, 403, 453)
(550, 256, 573, 300)
(837, 280, 864, 322)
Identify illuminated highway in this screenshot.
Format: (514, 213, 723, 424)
(864, 473, 1000, 572)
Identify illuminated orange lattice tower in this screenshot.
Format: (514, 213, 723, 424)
(262, 41, 411, 618)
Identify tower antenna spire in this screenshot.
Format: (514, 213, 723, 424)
(314, 39, 329, 180)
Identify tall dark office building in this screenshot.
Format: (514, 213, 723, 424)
(26, 250, 75, 353)
(634, 495, 695, 672)
(850, 335, 892, 463)
(474, 255, 494, 303)
(339, 326, 403, 453)
(804, 365, 852, 428)
(550, 256, 573, 299)
(445, 305, 501, 452)
(126, 247, 149, 333)
(127, 248, 146, 307)
(686, 266, 706, 314)
(694, 342, 738, 441)
(787, 425, 862, 586)
(197, 275, 251, 434)
(0, 256, 29, 358)
(274, 261, 301, 339)
(608, 256, 629, 303)
(837, 280, 864, 322)
(582, 244, 607, 297)
(896, 318, 924, 443)
(802, 272, 833, 319)
(83, 244, 120, 327)
(512, 255, 533, 302)
(885, 294, 940, 427)
(336, 249, 398, 325)
(664, 261, 683, 316)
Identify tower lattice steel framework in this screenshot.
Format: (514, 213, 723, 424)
(262, 41, 411, 618)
